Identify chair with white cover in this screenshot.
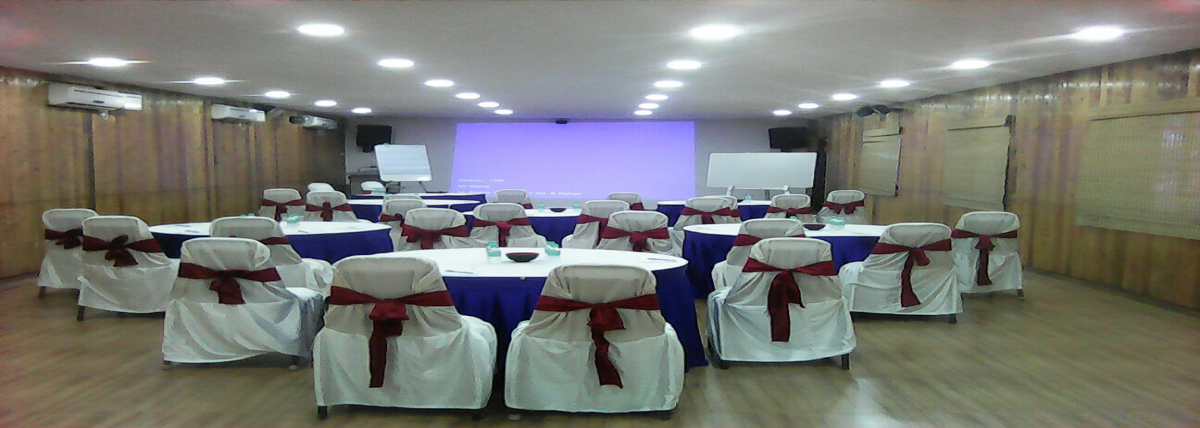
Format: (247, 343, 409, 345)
(314, 255, 497, 419)
(818, 190, 869, 225)
(210, 217, 333, 295)
(839, 223, 962, 322)
(77, 216, 179, 320)
(308, 183, 336, 193)
(608, 192, 645, 210)
(671, 196, 740, 248)
(304, 191, 360, 222)
(708, 238, 855, 369)
(395, 208, 477, 251)
(378, 199, 427, 248)
(506, 265, 683, 416)
(952, 211, 1023, 296)
(383, 194, 422, 202)
(711, 219, 807, 291)
(469, 203, 547, 248)
(163, 238, 324, 367)
(494, 189, 533, 208)
(38, 208, 99, 297)
(360, 181, 386, 194)
(596, 211, 677, 256)
(562, 200, 629, 249)
(764, 194, 815, 222)
(259, 188, 306, 221)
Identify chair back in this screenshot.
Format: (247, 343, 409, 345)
(725, 219, 806, 267)
(397, 208, 476, 250)
(728, 238, 843, 304)
(494, 189, 532, 207)
(325, 255, 463, 337)
(259, 188, 304, 220)
(765, 194, 813, 220)
(43, 208, 98, 239)
(863, 223, 954, 273)
(173, 237, 292, 303)
(80, 216, 171, 268)
(470, 203, 541, 246)
(676, 196, 740, 229)
(304, 191, 358, 222)
(210, 217, 303, 266)
(596, 211, 674, 254)
(524, 264, 665, 342)
(307, 183, 335, 193)
(360, 181, 386, 193)
(818, 190, 869, 224)
(608, 192, 644, 209)
(955, 211, 1020, 237)
(381, 199, 427, 223)
(566, 200, 629, 249)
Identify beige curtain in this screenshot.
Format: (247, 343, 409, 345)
(943, 117, 1012, 211)
(859, 127, 901, 196)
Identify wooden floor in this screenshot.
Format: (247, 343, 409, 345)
(1, 272, 1198, 428)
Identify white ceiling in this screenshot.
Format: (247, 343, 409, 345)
(2, 1, 1199, 120)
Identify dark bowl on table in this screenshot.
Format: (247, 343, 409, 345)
(505, 252, 540, 263)
(803, 223, 827, 231)
(549, 207, 567, 213)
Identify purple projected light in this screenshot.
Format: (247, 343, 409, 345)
(451, 122, 695, 200)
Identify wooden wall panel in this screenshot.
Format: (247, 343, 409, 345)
(813, 49, 1200, 309)
(0, 67, 345, 279)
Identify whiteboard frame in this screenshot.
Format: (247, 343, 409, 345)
(375, 144, 433, 182)
(706, 152, 817, 189)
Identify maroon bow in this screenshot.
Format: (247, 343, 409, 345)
(258, 236, 291, 246)
(575, 214, 609, 246)
(823, 200, 864, 215)
(81, 235, 164, 267)
(600, 226, 670, 252)
(534, 294, 660, 387)
(305, 202, 353, 222)
(378, 213, 405, 223)
(261, 198, 304, 221)
(45, 228, 84, 249)
(742, 258, 836, 341)
(401, 225, 470, 249)
(522, 203, 534, 209)
(328, 286, 455, 388)
(629, 202, 645, 211)
(732, 233, 806, 247)
(680, 207, 740, 224)
(177, 262, 281, 305)
(951, 229, 1018, 286)
(870, 239, 952, 307)
(472, 217, 533, 247)
(767, 206, 813, 217)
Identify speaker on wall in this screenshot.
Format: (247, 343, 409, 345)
(356, 125, 393, 152)
(768, 126, 812, 150)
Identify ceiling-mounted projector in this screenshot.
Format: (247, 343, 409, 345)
(289, 115, 338, 130)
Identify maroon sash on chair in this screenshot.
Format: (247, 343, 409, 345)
(401, 224, 470, 249)
(575, 214, 609, 246)
(327, 286, 455, 388)
(680, 207, 740, 224)
(472, 217, 532, 247)
(732, 233, 806, 247)
(869, 239, 952, 307)
(258, 236, 292, 246)
(951, 229, 1018, 286)
(533, 293, 660, 388)
(741, 258, 836, 341)
(378, 213, 405, 223)
(81, 235, 164, 267)
(629, 202, 645, 211)
(823, 200, 864, 215)
(766, 206, 813, 217)
(521, 203, 534, 209)
(177, 263, 282, 305)
(305, 202, 354, 222)
(599, 226, 670, 252)
(261, 198, 305, 221)
(45, 228, 85, 249)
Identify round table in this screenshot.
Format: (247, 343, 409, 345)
(351, 192, 488, 204)
(682, 223, 887, 297)
(149, 221, 393, 263)
(655, 200, 773, 225)
(377, 248, 706, 368)
(464, 208, 581, 245)
(349, 199, 481, 220)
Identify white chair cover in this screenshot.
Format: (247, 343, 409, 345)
(308, 183, 336, 193)
(765, 194, 814, 222)
(303, 191, 360, 223)
(839, 223, 962, 315)
(78, 216, 179, 313)
(711, 219, 807, 291)
(258, 188, 305, 221)
(383, 194, 422, 202)
(708, 238, 856, 362)
(314, 256, 497, 409)
(953, 211, 1023, 293)
(563, 200, 629, 249)
(380, 199, 428, 248)
(494, 189, 533, 208)
(395, 208, 479, 251)
(607, 192, 645, 210)
(38, 208, 98, 290)
(505, 265, 683, 413)
(672, 196, 740, 248)
(818, 190, 869, 225)
(469, 203, 547, 248)
(162, 238, 324, 363)
(596, 211, 677, 256)
(210, 217, 333, 295)
(360, 181, 386, 194)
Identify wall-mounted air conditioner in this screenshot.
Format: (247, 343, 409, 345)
(211, 104, 266, 122)
(289, 115, 338, 130)
(48, 83, 132, 111)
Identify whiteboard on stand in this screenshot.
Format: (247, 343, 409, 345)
(706, 152, 817, 189)
(375, 144, 433, 182)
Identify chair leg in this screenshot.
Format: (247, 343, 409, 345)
(1017, 289, 1025, 298)
(316, 406, 328, 420)
(75, 306, 86, 321)
(948, 314, 957, 324)
(37, 286, 47, 299)
(289, 355, 302, 371)
(656, 409, 674, 420)
(839, 353, 851, 370)
(471, 409, 485, 421)
(707, 339, 729, 370)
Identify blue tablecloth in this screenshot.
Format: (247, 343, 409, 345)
(152, 229, 393, 263)
(682, 230, 880, 298)
(656, 203, 770, 226)
(352, 201, 481, 221)
(463, 214, 579, 245)
(442, 265, 706, 368)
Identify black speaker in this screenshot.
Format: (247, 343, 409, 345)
(768, 127, 812, 150)
(356, 125, 393, 152)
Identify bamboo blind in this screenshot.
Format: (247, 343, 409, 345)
(859, 126, 902, 196)
(942, 116, 1012, 211)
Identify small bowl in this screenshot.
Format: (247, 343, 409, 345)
(803, 223, 827, 231)
(505, 252, 540, 263)
(549, 207, 567, 213)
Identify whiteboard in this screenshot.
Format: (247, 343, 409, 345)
(706, 152, 817, 188)
(375, 145, 432, 182)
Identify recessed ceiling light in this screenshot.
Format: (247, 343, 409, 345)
(297, 23, 345, 37)
(314, 100, 337, 107)
(666, 59, 703, 70)
(879, 79, 911, 88)
(263, 90, 291, 99)
(950, 59, 991, 70)
(377, 58, 415, 69)
(351, 107, 372, 114)
(424, 79, 455, 88)
(831, 93, 859, 101)
(192, 77, 226, 86)
(654, 80, 683, 89)
(638, 103, 660, 109)
(773, 109, 793, 116)
(634, 110, 654, 116)
(798, 103, 820, 109)
(477, 101, 500, 108)
(688, 24, 743, 41)
(494, 109, 514, 115)
(645, 94, 669, 101)
(455, 92, 481, 100)
(86, 57, 130, 68)
(1070, 26, 1126, 42)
